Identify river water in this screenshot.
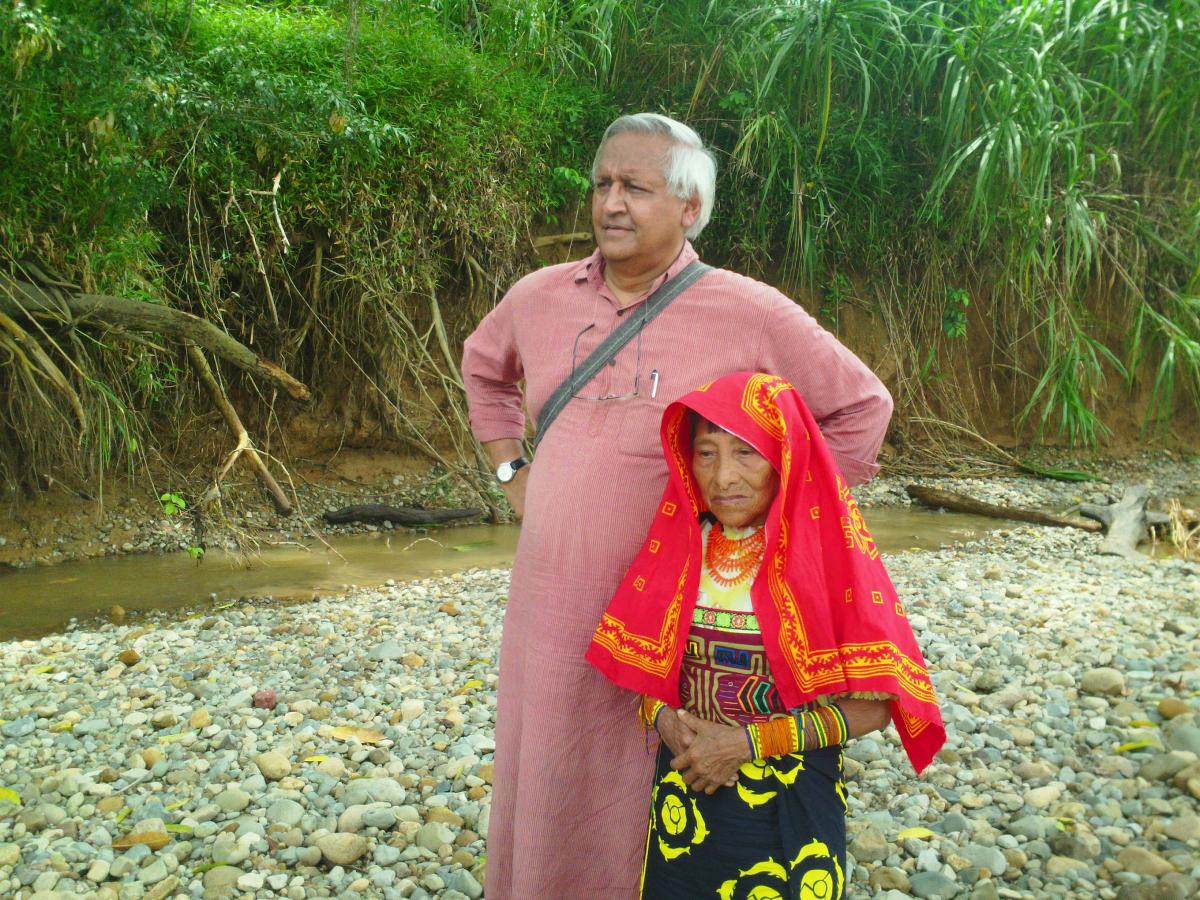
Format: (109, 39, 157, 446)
(0, 509, 1000, 641)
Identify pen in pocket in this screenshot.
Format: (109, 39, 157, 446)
(650, 369, 660, 399)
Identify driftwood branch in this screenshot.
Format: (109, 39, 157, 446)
(0, 274, 310, 401)
(905, 485, 1103, 532)
(322, 504, 482, 526)
(187, 345, 293, 516)
(1079, 486, 1166, 558)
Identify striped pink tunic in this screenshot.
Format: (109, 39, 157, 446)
(462, 242, 892, 899)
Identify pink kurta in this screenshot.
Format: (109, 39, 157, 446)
(461, 242, 892, 899)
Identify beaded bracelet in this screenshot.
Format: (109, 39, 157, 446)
(744, 703, 849, 760)
(639, 696, 667, 730)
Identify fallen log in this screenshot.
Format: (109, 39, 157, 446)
(905, 485, 1103, 532)
(0, 274, 310, 402)
(322, 505, 483, 526)
(1079, 486, 1162, 558)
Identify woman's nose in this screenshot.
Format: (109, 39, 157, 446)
(715, 456, 740, 487)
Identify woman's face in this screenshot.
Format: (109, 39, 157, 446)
(691, 421, 779, 529)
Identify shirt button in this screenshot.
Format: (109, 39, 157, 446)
(608, 359, 617, 367)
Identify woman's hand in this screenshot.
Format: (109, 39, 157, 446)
(669, 710, 751, 795)
(656, 707, 697, 758)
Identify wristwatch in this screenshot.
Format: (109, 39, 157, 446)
(495, 457, 529, 484)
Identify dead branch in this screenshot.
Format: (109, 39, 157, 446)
(906, 485, 1103, 532)
(531, 231, 593, 249)
(187, 344, 293, 515)
(0, 274, 310, 401)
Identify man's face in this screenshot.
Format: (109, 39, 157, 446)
(591, 132, 699, 274)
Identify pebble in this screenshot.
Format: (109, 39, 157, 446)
(317, 832, 369, 866)
(255, 749, 291, 780)
(1081, 666, 1126, 695)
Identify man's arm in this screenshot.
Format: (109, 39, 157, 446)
(462, 300, 530, 517)
(757, 301, 892, 485)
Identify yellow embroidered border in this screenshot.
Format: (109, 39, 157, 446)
(593, 558, 692, 677)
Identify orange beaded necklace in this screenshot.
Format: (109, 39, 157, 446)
(704, 523, 766, 587)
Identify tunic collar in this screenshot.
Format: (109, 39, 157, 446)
(572, 241, 700, 309)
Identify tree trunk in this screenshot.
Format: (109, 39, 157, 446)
(905, 484, 1102, 532)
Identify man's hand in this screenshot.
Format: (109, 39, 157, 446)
(656, 707, 697, 758)
(500, 464, 529, 520)
(670, 710, 751, 794)
(481, 438, 529, 520)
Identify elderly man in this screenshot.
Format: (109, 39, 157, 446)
(462, 113, 892, 898)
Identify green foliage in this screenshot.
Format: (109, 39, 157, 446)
(159, 492, 187, 516)
(942, 289, 969, 340)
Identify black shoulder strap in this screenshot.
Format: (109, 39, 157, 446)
(532, 259, 712, 451)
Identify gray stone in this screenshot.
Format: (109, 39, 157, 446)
(447, 869, 483, 899)
(0, 843, 21, 866)
(109, 856, 136, 879)
(1140, 753, 1192, 782)
(1164, 724, 1200, 756)
(1081, 667, 1125, 696)
(415, 821, 455, 852)
(137, 859, 168, 884)
(845, 737, 883, 762)
(361, 806, 397, 830)
(237, 872, 265, 891)
(343, 777, 406, 806)
(960, 844, 1007, 876)
(370, 640, 406, 660)
(910, 870, 962, 898)
(214, 787, 250, 813)
(0, 716, 35, 738)
(267, 798, 304, 827)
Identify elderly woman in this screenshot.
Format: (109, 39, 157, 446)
(587, 371, 945, 898)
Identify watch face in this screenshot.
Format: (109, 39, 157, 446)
(497, 461, 515, 483)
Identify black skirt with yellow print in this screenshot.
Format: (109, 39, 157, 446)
(640, 742, 847, 899)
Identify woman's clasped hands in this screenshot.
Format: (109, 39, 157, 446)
(658, 707, 750, 795)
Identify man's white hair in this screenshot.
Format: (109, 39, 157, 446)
(591, 113, 717, 239)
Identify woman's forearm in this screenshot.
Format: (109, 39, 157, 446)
(747, 697, 892, 759)
(837, 696, 891, 740)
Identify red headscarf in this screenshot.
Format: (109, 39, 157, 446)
(586, 371, 945, 773)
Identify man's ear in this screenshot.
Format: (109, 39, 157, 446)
(680, 192, 701, 231)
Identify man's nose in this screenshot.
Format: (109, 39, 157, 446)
(602, 184, 626, 213)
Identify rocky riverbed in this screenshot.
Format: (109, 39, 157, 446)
(2, 508, 1198, 898)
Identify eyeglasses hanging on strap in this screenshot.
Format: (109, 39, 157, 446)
(570, 322, 641, 401)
